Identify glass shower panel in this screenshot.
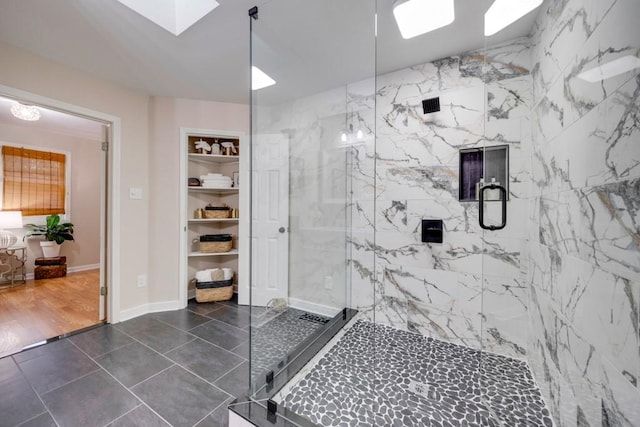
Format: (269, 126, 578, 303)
(248, 1, 376, 422)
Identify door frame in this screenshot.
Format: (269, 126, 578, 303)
(0, 84, 121, 323)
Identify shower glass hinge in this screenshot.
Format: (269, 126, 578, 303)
(267, 399, 277, 423)
(101, 141, 109, 151)
(100, 287, 107, 296)
(266, 370, 274, 392)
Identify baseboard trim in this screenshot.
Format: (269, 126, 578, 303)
(118, 300, 184, 323)
(25, 263, 100, 280)
(288, 298, 341, 318)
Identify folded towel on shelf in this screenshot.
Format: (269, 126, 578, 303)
(195, 270, 212, 282)
(201, 175, 233, 188)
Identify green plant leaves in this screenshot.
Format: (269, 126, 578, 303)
(24, 214, 74, 243)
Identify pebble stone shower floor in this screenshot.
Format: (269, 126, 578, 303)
(281, 320, 554, 427)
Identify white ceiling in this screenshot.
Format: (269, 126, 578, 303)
(0, 0, 539, 106)
(0, 97, 104, 141)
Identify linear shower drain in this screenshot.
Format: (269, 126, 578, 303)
(298, 313, 330, 324)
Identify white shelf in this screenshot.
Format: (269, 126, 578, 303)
(188, 187, 238, 194)
(188, 154, 239, 164)
(189, 249, 239, 257)
(188, 218, 239, 224)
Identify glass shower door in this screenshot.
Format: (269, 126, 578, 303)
(247, 1, 376, 424)
(478, 12, 544, 425)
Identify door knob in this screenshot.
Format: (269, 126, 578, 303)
(278, 227, 286, 233)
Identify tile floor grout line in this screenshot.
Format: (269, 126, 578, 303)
(229, 340, 249, 360)
(13, 409, 52, 427)
(99, 401, 174, 427)
(13, 355, 72, 427)
(68, 336, 177, 426)
(36, 365, 103, 398)
(168, 357, 237, 399)
(195, 317, 250, 335)
(123, 363, 233, 426)
(110, 321, 199, 358)
(126, 363, 177, 389)
(99, 402, 144, 427)
(119, 316, 202, 342)
(151, 314, 213, 332)
(186, 304, 225, 317)
(11, 303, 250, 427)
(67, 327, 136, 359)
(192, 397, 235, 427)
(167, 334, 249, 361)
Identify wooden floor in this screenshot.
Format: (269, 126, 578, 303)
(0, 269, 101, 358)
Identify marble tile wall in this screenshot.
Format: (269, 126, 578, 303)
(527, 0, 640, 425)
(347, 38, 533, 359)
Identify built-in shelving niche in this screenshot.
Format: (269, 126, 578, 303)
(459, 145, 509, 202)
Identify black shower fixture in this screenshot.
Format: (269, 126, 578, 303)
(422, 97, 441, 114)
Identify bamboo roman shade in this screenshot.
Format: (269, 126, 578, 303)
(2, 146, 66, 216)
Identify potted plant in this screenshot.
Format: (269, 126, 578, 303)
(24, 214, 74, 258)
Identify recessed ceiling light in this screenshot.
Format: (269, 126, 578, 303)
(116, 0, 219, 36)
(10, 103, 41, 121)
(484, 0, 542, 36)
(393, 0, 455, 40)
(577, 55, 640, 82)
(252, 66, 276, 90)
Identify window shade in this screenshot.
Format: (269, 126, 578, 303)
(2, 146, 66, 216)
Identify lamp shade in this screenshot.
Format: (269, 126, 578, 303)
(0, 211, 23, 229)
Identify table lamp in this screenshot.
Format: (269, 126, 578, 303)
(0, 211, 23, 249)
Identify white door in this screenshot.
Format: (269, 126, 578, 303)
(248, 133, 289, 307)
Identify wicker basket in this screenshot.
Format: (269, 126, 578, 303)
(200, 240, 232, 253)
(204, 207, 230, 219)
(194, 279, 234, 302)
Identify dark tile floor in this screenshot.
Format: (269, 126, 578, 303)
(1, 298, 249, 427)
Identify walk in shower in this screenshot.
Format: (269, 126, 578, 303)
(233, 1, 640, 426)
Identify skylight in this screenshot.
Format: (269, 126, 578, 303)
(484, 0, 542, 36)
(252, 66, 276, 90)
(393, 0, 455, 40)
(116, 0, 219, 36)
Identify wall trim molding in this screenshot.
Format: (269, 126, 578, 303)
(25, 263, 100, 280)
(118, 300, 184, 322)
(288, 297, 341, 318)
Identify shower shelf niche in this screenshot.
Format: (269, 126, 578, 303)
(459, 145, 509, 202)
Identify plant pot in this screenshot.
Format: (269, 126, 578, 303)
(40, 241, 61, 258)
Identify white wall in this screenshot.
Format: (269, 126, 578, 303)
(0, 123, 101, 274)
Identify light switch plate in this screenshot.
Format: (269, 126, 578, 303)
(129, 187, 143, 200)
